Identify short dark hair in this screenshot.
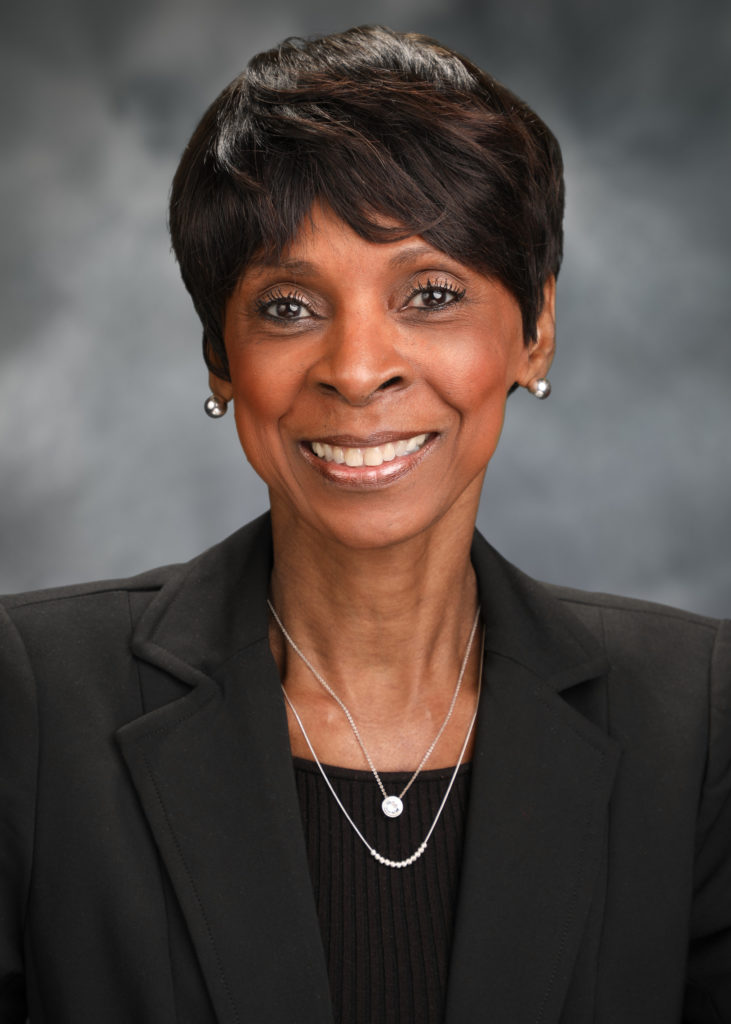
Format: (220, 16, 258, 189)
(169, 25, 564, 380)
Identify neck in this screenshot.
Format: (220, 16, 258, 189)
(268, 498, 480, 714)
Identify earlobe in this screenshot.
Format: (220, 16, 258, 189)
(204, 371, 233, 419)
(517, 277, 556, 391)
(208, 371, 234, 403)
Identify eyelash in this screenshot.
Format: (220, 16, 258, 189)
(254, 276, 466, 322)
(404, 277, 466, 310)
(255, 288, 313, 320)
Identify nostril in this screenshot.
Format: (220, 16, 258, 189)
(315, 375, 405, 403)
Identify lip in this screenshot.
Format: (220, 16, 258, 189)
(308, 430, 430, 447)
(299, 432, 438, 489)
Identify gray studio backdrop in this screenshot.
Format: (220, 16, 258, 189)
(1, 0, 729, 615)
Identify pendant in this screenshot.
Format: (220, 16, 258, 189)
(382, 795, 404, 818)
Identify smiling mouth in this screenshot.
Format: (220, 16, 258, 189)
(309, 433, 429, 468)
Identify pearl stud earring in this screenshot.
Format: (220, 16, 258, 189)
(528, 378, 551, 400)
(204, 394, 229, 418)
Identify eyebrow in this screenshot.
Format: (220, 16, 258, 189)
(246, 257, 316, 274)
(386, 244, 450, 268)
(247, 244, 458, 276)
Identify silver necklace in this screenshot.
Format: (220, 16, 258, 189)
(268, 600, 481, 818)
(281, 632, 483, 869)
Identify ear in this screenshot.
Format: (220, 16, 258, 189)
(515, 276, 556, 389)
(209, 370, 234, 403)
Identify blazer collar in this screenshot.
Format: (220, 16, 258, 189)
(129, 514, 274, 684)
(471, 529, 611, 690)
(128, 514, 609, 693)
(119, 514, 620, 1024)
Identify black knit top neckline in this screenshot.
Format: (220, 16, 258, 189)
(293, 756, 472, 1024)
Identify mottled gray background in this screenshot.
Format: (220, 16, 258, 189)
(1, 0, 729, 615)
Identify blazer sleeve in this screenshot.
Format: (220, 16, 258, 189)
(0, 602, 37, 1023)
(684, 618, 731, 1023)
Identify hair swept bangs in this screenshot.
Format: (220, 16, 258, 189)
(169, 26, 564, 379)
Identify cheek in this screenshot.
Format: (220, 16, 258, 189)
(429, 340, 516, 476)
(433, 339, 514, 419)
(226, 354, 295, 471)
(228, 343, 306, 424)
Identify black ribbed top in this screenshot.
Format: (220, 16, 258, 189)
(293, 757, 472, 1024)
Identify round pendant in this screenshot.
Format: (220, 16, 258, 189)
(382, 795, 404, 818)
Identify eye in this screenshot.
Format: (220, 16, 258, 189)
(256, 290, 314, 321)
(405, 278, 466, 310)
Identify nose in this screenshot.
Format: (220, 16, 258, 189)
(311, 314, 412, 406)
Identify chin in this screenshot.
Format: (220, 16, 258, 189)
(299, 487, 481, 554)
(330, 520, 429, 552)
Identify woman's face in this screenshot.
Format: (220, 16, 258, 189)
(217, 202, 554, 551)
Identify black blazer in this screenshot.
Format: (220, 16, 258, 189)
(1, 514, 729, 1023)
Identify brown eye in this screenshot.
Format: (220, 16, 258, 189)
(272, 300, 309, 319)
(420, 288, 451, 307)
(406, 281, 465, 310)
(259, 295, 313, 320)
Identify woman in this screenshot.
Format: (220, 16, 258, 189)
(1, 25, 729, 1024)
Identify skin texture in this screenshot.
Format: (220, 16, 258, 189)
(212, 202, 555, 769)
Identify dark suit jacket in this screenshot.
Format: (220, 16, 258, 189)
(1, 514, 729, 1023)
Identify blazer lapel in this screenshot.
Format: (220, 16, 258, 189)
(444, 536, 621, 1024)
(116, 516, 334, 1024)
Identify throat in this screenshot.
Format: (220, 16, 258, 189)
(275, 603, 483, 774)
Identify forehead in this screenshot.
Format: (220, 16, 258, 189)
(244, 201, 467, 282)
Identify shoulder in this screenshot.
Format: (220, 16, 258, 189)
(1, 564, 174, 611)
(0, 564, 176, 656)
(547, 582, 722, 643)
(547, 580, 726, 661)
(472, 529, 726, 686)
(547, 581, 720, 627)
(545, 582, 729, 709)
(0, 514, 272, 660)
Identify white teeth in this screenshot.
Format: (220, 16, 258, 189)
(310, 433, 429, 467)
(363, 448, 382, 466)
(344, 448, 364, 467)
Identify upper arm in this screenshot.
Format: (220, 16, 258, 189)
(0, 602, 38, 1023)
(684, 618, 731, 1022)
